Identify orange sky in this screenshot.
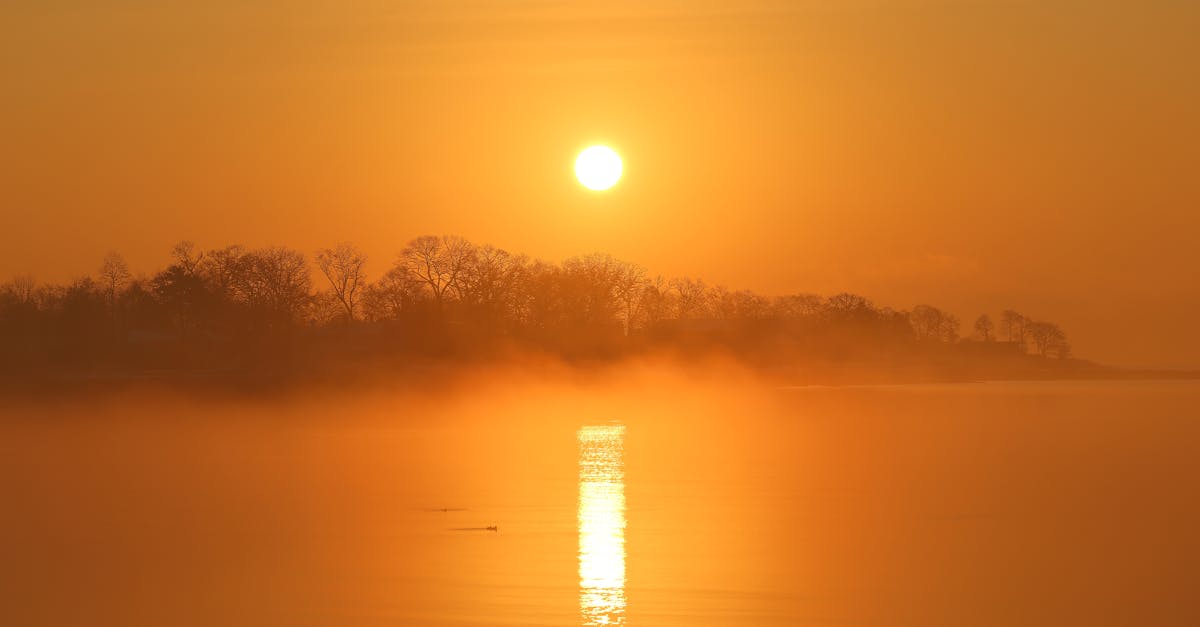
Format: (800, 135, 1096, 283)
(2, 0, 1198, 368)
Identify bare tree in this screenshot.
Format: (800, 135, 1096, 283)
(171, 241, 205, 275)
(773, 293, 823, 319)
(458, 245, 529, 324)
(316, 242, 368, 322)
(941, 314, 961, 342)
(512, 260, 561, 329)
(973, 314, 995, 341)
(611, 259, 647, 335)
(98, 252, 131, 307)
(911, 304, 959, 342)
(560, 253, 623, 328)
(708, 286, 771, 320)
(669, 277, 708, 319)
(362, 266, 424, 321)
(242, 246, 312, 323)
(1028, 320, 1069, 358)
(708, 285, 736, 319)
(305, 291, 346, 326)
(199, 244, 247, 300)
(734, 290, 771, 319)
(635, 276, 670, 329)
(823, 293, 877, 323)
(1000, 310, 1027, 347)
(399, 235, 476, 309)
(4, 274, 37, 305)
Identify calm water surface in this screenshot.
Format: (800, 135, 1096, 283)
(2, 379, 1199, 626)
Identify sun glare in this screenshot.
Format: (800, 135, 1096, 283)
(578, 425, 627, 626)
(575, 146, 623, 191)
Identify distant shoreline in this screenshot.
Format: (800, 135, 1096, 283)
(2, 353, 1196, 401)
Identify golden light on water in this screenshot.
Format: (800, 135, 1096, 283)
(578, 425, 627, 626)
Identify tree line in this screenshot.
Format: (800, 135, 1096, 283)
(0, 236, 1072, 374)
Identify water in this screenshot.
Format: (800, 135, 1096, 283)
(2, 379, 1198, 626)
(578, 425, 627, 626)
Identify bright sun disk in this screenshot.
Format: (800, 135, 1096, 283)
(575, 146, 623, 191)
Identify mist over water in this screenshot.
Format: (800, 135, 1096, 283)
(2, 369, 1198, 626)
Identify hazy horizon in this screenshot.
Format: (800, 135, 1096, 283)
(0, 232, 1189, 370)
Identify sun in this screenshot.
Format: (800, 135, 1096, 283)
(575, 146, 623, 191)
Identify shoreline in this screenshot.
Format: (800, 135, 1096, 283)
(1, 355, 1196, 401)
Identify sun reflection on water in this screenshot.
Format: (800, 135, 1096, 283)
(578, 425, 627, 626)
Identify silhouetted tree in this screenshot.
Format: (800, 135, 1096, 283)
(634, 277, 670, 330)
(399, 235, 475, 310)
(773, 293, 823, 319)
(54, 277, 109, 357)
(316, 242, 368, 322)
(459, 245, 528, 327)
(708, 286, 735, 320)
(241, 246, 311, 325)
(4, 274, 37, 305)
(362, 266, 425, 322)
(822, 293, 877, 324)
(611, 259, 647, 336)
(98, 252, 131, 310)
(152, 260, 215, 335)
(710, 287, 771, 320)
(306, 291, 346, 326)
(560, 253, 624, 329)
(0, 234, 1087, 377)
(1000, 310, 1027, 348)
(670, 277, 708, 319)
(1028, 320, 1069, 358)
(0, 275, 43, 365)
(734, 290, 770, 319)
(911, 305, 959, 342)
(171, 241, 205, 275)
(513, 260, 562, 331)
(200, 244, 248, 301)
(973, 314, 995, 341)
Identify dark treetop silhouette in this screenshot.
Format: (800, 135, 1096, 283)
(0, 236, 1090, 385)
